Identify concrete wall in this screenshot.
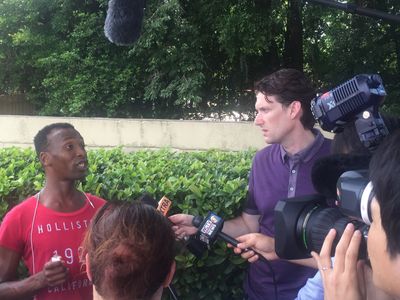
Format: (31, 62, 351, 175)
(0, 115, 268, 151)
(0, 115, 333, 151)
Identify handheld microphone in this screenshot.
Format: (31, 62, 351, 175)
(192, 212, 241, 247)
(104, 0, 146, 46)
(138, 194, 208, 258)
(138, 194, 173, 217)
(157, 196, 172, 216)
(192, 212, 278, 300)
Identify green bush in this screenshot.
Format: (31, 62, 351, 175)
(0, 147, 256, 299)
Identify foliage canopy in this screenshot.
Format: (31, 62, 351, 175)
(0, 0, 399, 119)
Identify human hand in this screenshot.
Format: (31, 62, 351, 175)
(311, 223, 365, 300)
(169, 214, 198, 239)
(38, 257, 69, 288)
(229, 233, 278, 263)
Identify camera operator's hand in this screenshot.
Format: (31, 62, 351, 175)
(311, 223, 366, 300)
(229, 233, 278, 263)
(169, 214, 198, 239)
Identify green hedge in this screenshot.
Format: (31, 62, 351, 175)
(0, 147, 256, 300)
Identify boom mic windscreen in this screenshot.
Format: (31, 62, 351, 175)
(104, 0, 146, 46)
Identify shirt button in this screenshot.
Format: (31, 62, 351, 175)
(289, 187, 294, 191)
(291, 170, 296, 174)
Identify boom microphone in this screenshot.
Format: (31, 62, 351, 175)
(104, 0, 146, 46)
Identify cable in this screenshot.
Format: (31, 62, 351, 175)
(30, 192, 41, 274)
(167, 285, 179, 300)
(257, 255, 278, 300)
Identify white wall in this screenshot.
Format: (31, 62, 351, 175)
(0, 115, 268, 151)
(0, 115, 333, 151)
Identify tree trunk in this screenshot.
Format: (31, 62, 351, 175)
(390, 25, 400, 73)
(283, 0, 303, 70)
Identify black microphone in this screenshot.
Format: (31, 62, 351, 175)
(193, 212, 278, 300)
(192, 212, 242, 247)
(104, 0, 146, 46)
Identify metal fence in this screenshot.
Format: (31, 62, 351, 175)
(0, 94, 35, 115)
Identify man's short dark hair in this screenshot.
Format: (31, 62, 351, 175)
(369, 130, 400, 257)
(33, 123, 75, 157)
(254, 68, 316, 130)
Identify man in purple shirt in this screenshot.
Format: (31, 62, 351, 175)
(170, 68, 331, 300)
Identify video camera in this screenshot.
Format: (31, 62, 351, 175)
(275, 74, 388, 260)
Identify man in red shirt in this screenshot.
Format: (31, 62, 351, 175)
(0, 123, 106, 300)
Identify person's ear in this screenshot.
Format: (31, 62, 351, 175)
(40, 151, 50, 167)
(162, 261, 176, 287)
(85, 253, 92, 282)
(289, 100, 302, 119)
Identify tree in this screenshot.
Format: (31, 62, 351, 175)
(0, 0, 398, 119)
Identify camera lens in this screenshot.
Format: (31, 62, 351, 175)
(299, 206, 368, 259)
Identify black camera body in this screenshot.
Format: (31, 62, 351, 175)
(275, 170, 371, 259)
(275, 74, 387, 260)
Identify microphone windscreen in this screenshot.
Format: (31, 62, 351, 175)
(311, 153, 371, 200)
(104, 0, 146, 46)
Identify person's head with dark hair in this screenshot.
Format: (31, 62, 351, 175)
(366, 129, 400, 295)
(83, 201, 176, 300)
(331, 113, 400, 155)
(33, 122, 87, 182)
(315, 114, 400, 202)
(331, 123, 371, 155)
(33, 123, 75, 157)
(254, 68, 316, 131)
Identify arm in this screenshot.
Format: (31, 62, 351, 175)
(169, 214, 197, 238)
(222, 212, 260, 237)
(0, 247, 69, 299)
(231, 233, 317, 268)
(169, 212, 260, 240)
(295, 270, 325, 300)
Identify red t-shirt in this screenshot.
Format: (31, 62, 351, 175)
(0, 193, 106, 300)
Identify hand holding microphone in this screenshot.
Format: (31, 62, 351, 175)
(170, 209, 279, 300)
(169, 214, 198, 239)
(139, 194, 208, 258)
(39, 254, 68, 288)
(230, 233, 279, 263)
(193, 212, 281, 264)
(169, 212, 241, 245)
(166, 201, 272, 262)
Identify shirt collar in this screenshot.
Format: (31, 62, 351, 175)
(280, 129, 325, 163)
